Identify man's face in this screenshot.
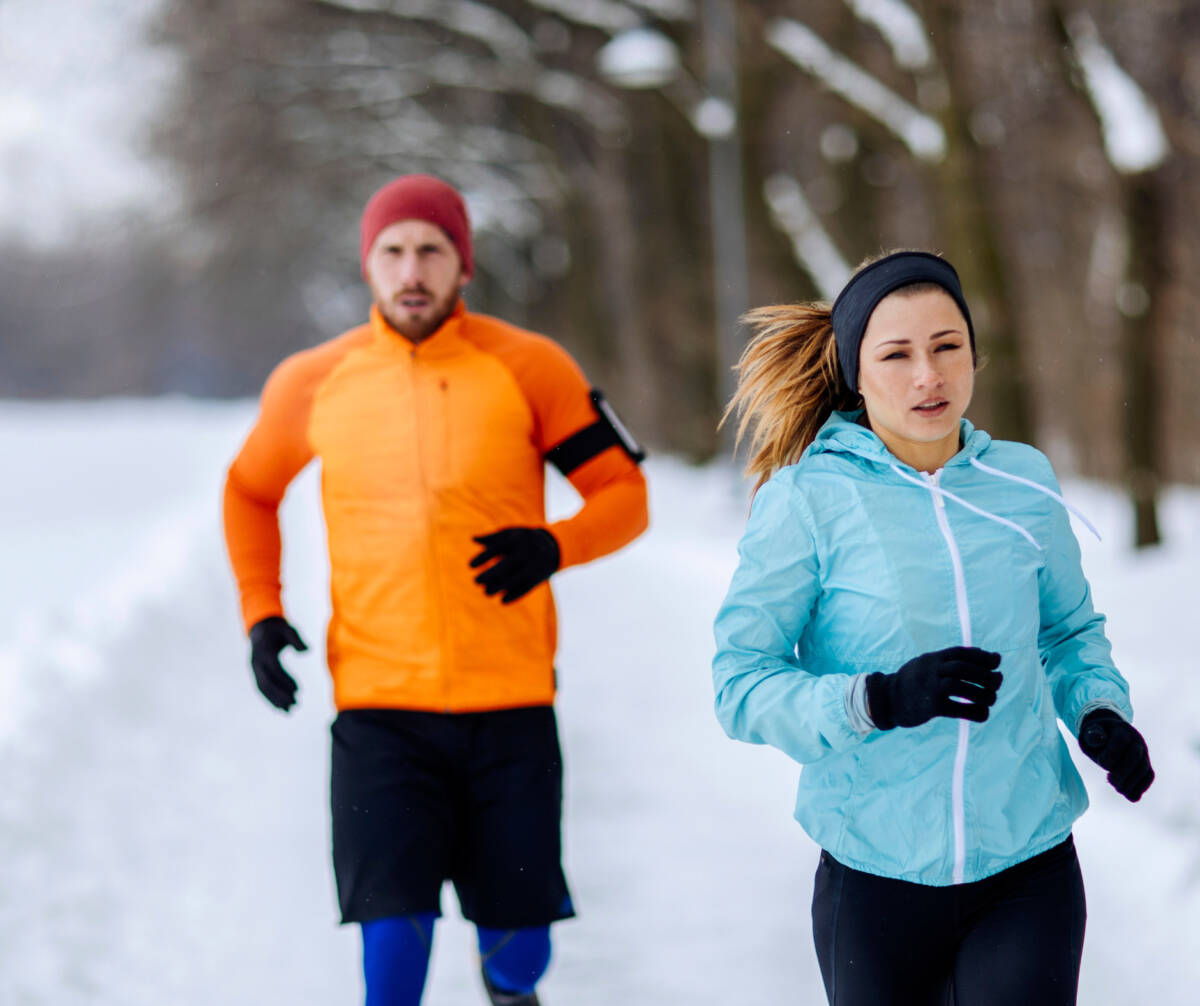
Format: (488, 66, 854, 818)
(364, 220, 467, 342)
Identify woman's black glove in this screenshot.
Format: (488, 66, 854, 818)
(866, 646, 1003, 730)
(248, 616, 308, 712)
(1078, 709, 1154, 802)
(470, 527, 561, 604)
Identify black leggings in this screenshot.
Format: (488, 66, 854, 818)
(811, 837, 1086, 1006)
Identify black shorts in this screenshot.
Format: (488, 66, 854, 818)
(330, 705, 575, 929)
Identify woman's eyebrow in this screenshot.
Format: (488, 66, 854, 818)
(878, 328, 962, 347)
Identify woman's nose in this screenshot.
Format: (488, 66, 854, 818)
(913, 355, 944, 387)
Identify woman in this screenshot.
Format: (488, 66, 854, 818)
(711, 250, 1154, 1005)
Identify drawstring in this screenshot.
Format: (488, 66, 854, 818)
(890, 466, 1042, 549)
(968, 457, 1102, 541)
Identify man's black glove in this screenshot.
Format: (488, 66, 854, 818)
(248, 616, 308, 712)
(866, 646, 1003, 730)
(1078, 708, 1154, 802)
(470, 527, 561, 604)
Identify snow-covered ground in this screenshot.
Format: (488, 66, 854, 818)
(0, 398, 1196, 1005)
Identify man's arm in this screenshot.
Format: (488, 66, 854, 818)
(222, 354, 318, 630)
(463, 321, 650, 607)
(468, 442, 647, 604)
(529, 352, 648, 566)
(465, 331, 648, 603)
(546, 418, 648, 569)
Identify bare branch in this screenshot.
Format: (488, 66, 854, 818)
(308, 0, 536, 61)
(766, 17, 945, 161)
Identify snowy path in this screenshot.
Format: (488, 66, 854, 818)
(0, 401, 1196, 1004)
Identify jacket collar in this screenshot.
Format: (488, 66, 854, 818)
(369, 299, 468, 357)
(807, 409, 992, 473)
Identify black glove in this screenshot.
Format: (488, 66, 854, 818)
(866, 646, 1003, 730)
(470, 527, 561, 604)
(248, 616, 308, 712)
(1078, 708, 1154, 802)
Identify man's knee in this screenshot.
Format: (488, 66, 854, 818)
(478, 925, 552, 994)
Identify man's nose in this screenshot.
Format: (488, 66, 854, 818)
(396, 253, 423, 284)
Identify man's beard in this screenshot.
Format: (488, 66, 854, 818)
(378, 288, 458, 342)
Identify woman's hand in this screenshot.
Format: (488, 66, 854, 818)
(866, 647, 1003, 730)
(1078, 709, 1154, 801)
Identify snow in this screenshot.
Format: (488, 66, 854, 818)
(766, 17, 946, 162)
(762, 173, 852, 299)
(690, 96, 737, 139)
(846, 0, 932, 70)
(1066, 13, 1169, 175)
(0, 398, 1197, 1004)
(0, 0, 175, 248)
(596, 28, 681, 89)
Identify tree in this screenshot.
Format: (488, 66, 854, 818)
(137, 0, 1200, 490)
(1053, 5, 1172, 546)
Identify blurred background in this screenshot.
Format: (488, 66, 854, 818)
(2, 0, 1197, 537)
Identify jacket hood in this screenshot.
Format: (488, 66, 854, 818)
(807, 409, 992, 471)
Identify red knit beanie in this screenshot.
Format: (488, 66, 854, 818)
(359, 174, 474, 279)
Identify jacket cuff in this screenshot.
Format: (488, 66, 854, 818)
(1073, 700, 1128, 735)
(844, 672, 875, 736)
(818, 674, 868, 752)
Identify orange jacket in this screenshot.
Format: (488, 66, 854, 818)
(223, 301, 648, 713)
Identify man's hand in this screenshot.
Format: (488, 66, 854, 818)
(866, 646, 1003, 730)
(470, 527, 561, 604)
(1078, 709, 1154, 802)
(248, 616, 308, 712)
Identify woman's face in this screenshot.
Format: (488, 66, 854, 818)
(856, 287, 974, 472)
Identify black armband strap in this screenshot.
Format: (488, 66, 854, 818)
(546, 389, 646, 476)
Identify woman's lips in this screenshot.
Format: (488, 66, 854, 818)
(913, 400, 949, 416)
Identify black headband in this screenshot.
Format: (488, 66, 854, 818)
(830, 251, 974, 393)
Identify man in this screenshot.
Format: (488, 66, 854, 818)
(222, 174, 649, 1006)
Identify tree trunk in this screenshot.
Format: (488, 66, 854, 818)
(704, 0, 750, 455)
(1121, 170, 1165, 547)
(922, 0, 1035, 445)
(583, 143, 658, 439)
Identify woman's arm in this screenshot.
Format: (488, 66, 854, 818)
(1036, 469, 1133, 733)
(712, 475, 866, 764)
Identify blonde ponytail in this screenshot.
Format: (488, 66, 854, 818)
(721, 302, 861, 490)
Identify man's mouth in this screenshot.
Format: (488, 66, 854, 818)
(914, 399, 949, 414)
(398, 292, 431, 310)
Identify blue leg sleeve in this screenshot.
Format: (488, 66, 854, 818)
(477, 925, 552, 995)
(361, 913, 438, 1006)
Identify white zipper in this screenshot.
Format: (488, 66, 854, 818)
(923, 469, 971, 885)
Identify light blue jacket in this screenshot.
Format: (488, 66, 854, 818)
(712, 411, 1131, 886)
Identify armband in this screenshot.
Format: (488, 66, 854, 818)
(545, 389, 646, 475)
